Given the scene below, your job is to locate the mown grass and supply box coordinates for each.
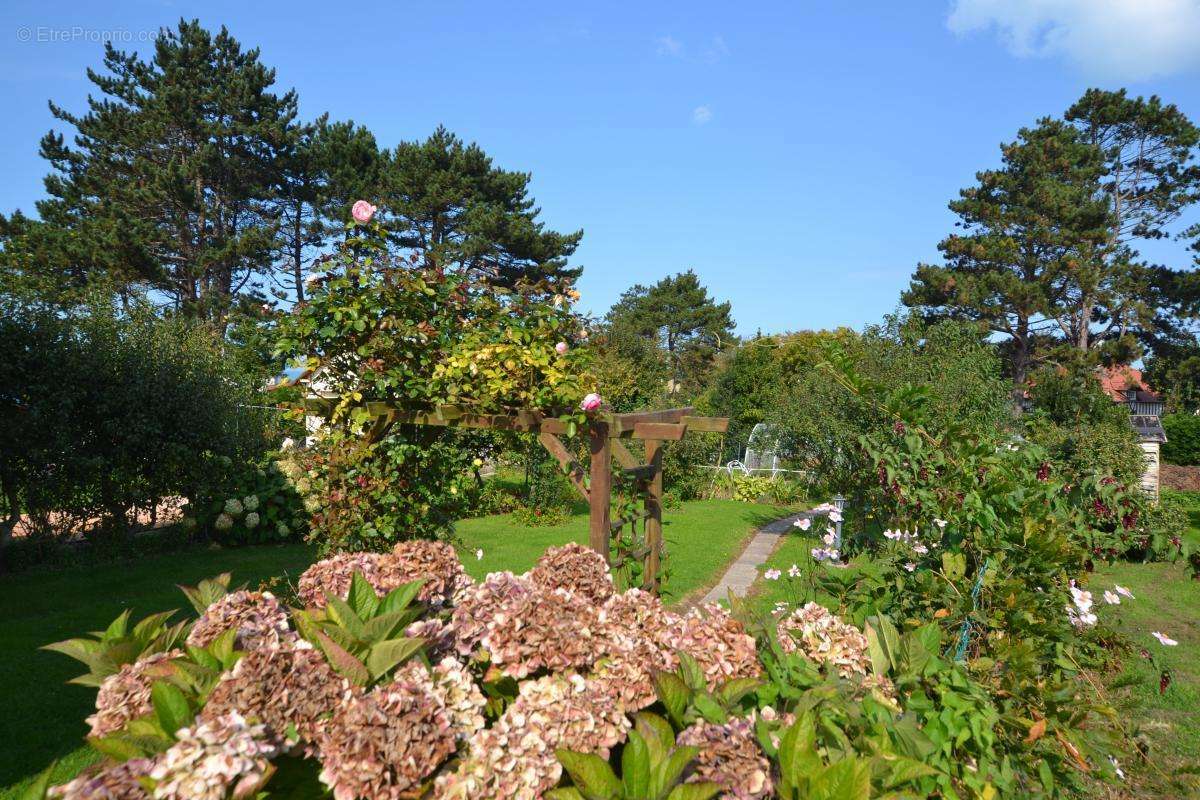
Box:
[0,498,788,796]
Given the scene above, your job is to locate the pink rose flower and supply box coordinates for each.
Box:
[580,393,602,412]
[351,200,377,223]
[555,342,568,355]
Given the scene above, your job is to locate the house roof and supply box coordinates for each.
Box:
[1097,365,1160,404]
[1131,414,1167,443]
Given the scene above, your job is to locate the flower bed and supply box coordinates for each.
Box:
[39,540,1130,799]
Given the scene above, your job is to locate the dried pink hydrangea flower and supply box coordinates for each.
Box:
[200,644,347,751]
[435,672,629,800]
[405,617,456,660]
[318,676,456,800]
[392,657,486,743]
[149,711,279,800]
[87,650,183,738]
[527,542,614,604]
[384,540,474,608]
[49,757,155,799]
[449,571,536,657]
[297,552,387,608]
[186,590,294,652]
[588,589,682,710]
[481,586,603,678]
[668,604,762,689]
[678,716,773,800]
[776,602,871,680]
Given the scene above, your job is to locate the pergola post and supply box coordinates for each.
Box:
[643,439,664,590]
[588,418,613,562]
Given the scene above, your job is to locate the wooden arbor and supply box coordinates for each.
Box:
[312,401,728,592]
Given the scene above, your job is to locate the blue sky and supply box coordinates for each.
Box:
[2,0,1199,335]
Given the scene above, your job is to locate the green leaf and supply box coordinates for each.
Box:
[621,731,652,799]
[716,677,761,706]
[347,571,380,618]
[676,652,707,691]
[652,672,691,726]
[557,750,621,800]
[323,596,368,641]
[16,762,56,800]
[315,631,370,686]
[545,790,587,800]
[634,713,675,763]
[809,758,870,800]
[378,579,425,616]
[778,713,820,790]
[877,754,939,788]
[650,746,699,799]
[692,692,728,724]
[150,680,191,736]
[665,783,721,800]
[88,734,149,762]
[365,637,424,680]
[104,610,131,640]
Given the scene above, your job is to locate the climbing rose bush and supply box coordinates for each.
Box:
[41,539,1132,800]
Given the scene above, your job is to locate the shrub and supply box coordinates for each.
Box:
[0,302,270,561]
[39,541,1131,799]
[192,455,309,545]
[273,210,595,553]
[1163,413,1200,465]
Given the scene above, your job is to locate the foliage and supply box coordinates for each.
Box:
[19,20,298,322]
[192,455,310,545]
[606,271,735,399]
[1163,413,1200,465]
[303,433,476,554]
[905,89,1200,384]
[0,302,271,559]
[767,317,1013,494]
[378,125,584,289]
[274,211,595,552]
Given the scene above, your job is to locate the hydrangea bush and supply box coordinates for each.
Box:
[38,539,1131,800]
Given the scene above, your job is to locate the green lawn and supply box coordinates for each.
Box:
[0,498,787,796]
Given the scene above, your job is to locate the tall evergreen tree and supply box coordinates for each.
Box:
[378,126,582,288]
[1063,89,1200,352]
[28,20,298,320]
[273,117,381,303]
[605,270,735,396]
[903,119,1112,385]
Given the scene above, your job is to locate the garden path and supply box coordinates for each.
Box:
[700,511,807,604]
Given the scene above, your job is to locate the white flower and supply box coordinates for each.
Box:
[883,529,904,540]
[787,564,801,578]
[828,510,843,523]
[764,569,781,581]
[1152,631,1179,646]
[475,549,484,561]
[912,543,929,555]
[1115,585,1135,600]
[214,513,234,532]
[794,518,811,531]
[244,512,260,529]
[934,518,947,529]
[1109,756,1125,780]
[904,562,916,572]
[223,498,244,516]
[1103,590,1120,605]
[242,495,260,512]
[822,530,837,546]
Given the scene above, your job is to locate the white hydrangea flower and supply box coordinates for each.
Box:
[223,498,244,516]
[244,512,260,529]
[214,513,234,532]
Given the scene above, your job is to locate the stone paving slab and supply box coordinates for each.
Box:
[701,512,808,605]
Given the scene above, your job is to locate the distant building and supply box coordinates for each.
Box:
[1097,365,1166,498]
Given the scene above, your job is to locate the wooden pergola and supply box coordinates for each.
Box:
[307,400,728,591]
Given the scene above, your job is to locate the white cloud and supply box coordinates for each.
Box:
[703,35,730,63]
[692,105,713,125]
[655,35,683,57]
[947,0,1200,80]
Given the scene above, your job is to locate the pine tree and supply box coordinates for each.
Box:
[903,119,1112,385]
[605,270,735,397]
[31,20,298,320]
[378,126,582,288]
